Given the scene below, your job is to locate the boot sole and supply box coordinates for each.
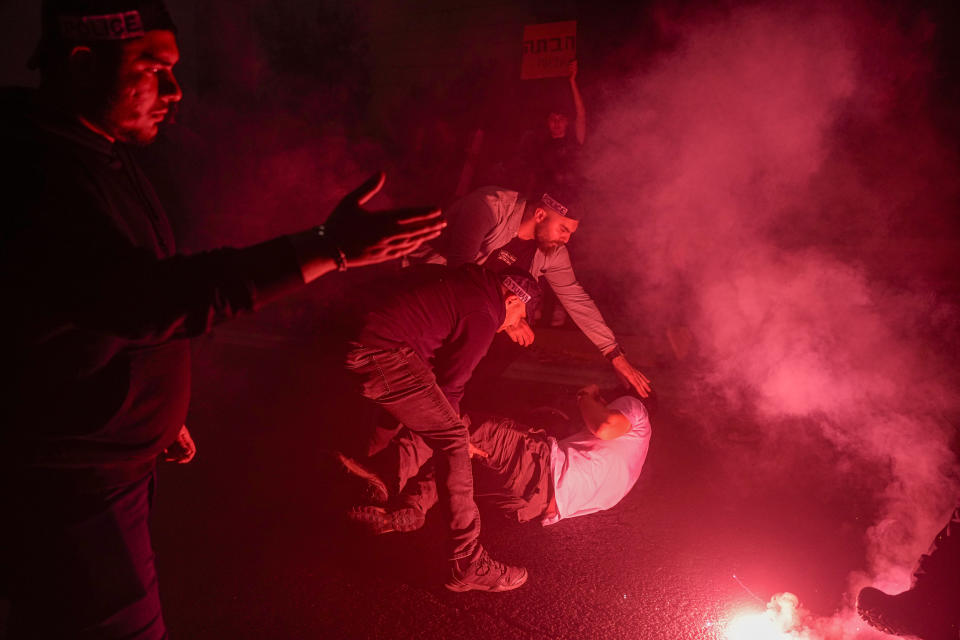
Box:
[348,506,425,535]
[857,590,959,640]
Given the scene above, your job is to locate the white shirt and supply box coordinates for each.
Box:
[543,396,652,525]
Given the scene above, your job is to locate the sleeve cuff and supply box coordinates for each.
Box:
[603,345,625,361]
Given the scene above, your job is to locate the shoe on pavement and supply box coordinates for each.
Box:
[336,452,389,505]
[857,586,959,640]
[347,505,425,535]
[445,548,528,593]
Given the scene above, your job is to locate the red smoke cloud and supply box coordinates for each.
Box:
[583,0,960,607]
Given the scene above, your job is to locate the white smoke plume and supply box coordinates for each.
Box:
[581,0,960,628]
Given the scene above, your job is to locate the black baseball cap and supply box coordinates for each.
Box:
[30,0,176,69]
[534,183,582,221]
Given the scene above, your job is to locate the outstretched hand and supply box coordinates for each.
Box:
[610,355,652,398]
[568,59,578,81]
[325,172,446,268]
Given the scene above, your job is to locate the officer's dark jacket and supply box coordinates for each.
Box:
[1,88,304,489]
[356,264,506,414]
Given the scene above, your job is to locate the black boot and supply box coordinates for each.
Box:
[857,506,960,640]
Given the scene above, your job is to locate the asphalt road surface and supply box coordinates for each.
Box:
[151,309,888,639]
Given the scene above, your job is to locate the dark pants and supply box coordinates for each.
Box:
[918,503,960,588]
[346,343,481,561]
[393,417,553,524]
[1,471,166,639]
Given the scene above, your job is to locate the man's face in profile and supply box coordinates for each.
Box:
[534,207,579,254]
[97,30,182,145]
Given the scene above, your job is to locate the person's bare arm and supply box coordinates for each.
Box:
[569,60,586,145]
[577,384,631,440]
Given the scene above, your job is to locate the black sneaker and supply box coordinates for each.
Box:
[445,548,528,593]
[336,452,389,505]
[347,505,425,535]
[857,586,959,640]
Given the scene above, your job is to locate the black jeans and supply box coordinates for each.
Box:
[346,343,481,561]
[2,471,166,639]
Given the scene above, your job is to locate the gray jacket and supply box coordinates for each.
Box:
[426,186,619,355]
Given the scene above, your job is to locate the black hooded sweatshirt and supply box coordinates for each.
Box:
[1,88,304,490]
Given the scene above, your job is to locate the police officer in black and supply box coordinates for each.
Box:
[0,1,444,636]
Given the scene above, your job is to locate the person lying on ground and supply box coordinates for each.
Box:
[342,383,652,536]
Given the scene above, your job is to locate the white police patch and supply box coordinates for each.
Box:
[502,276,532,304]
[60,11,145,41]
[542,193,569,217]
